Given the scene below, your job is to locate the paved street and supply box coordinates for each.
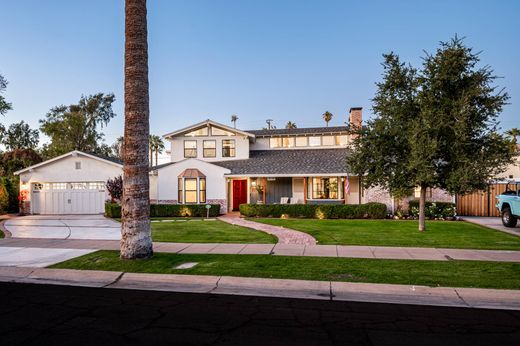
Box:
[1,282,519,345]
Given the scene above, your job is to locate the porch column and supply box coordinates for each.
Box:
[344,176,347,205]
[303,177,307,204]
[263,177,267,204]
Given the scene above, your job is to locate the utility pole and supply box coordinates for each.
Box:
[266,119,273,130]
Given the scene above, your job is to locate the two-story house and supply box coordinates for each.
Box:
[15,108,364,215]
[148,107,363,214]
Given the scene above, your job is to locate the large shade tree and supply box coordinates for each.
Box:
[0,74,12,116]
[120,0,153,259]
[3,121,39,150]
[348,37,513,231]
[39,93,116,158]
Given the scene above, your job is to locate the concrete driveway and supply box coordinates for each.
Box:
[4,215,121,240]
[461,216,520,236]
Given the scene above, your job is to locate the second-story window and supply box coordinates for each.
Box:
[203,140,216,158]
[269,137,282,148]
[322,136,334,146]
[295,137,307,147]
[184,140,197,158]
[222,139,236,157]
[308,136,321,146]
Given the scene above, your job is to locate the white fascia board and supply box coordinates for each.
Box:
[163,119,255,139]
[13,150,122,175]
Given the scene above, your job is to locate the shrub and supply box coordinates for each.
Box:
[408,201,456,219]
[0,177,19,213]
[104,203,221,219]
[239,203,387,219]
[0,183,9,213]
[105,202,121,218]
[106,175,123,202]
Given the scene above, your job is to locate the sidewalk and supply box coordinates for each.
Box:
[1,266,519,310]
[1,237,519,262]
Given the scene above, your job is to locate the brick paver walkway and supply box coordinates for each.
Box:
[1,237,519,262]
[218,214,317,245]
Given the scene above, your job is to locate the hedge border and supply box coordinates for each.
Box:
[239,203,387,219]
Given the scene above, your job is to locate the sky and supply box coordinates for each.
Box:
[1,0,519,149]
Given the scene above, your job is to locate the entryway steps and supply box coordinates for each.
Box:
[1,238,519,262]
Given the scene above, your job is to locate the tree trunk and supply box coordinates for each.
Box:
[155,150,158,167]
[418,185,427,232]
[121,0,153,259]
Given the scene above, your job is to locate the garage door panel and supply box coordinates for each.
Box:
[31,183,105,215]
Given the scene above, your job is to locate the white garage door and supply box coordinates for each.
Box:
[31,182,106,214]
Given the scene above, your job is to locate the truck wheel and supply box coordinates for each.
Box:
[501,208,518,228]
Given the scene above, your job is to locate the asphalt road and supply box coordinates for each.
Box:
[1,282,519,345]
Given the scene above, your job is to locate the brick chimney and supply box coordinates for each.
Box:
[348,107,362,140]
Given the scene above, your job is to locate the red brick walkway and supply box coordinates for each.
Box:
[218,214,317,245]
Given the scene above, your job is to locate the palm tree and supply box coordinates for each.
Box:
[285,121,297,129]
[149,134,165,166]
[322,111,333,127]
[505,128,520,145]
[121,0,153,259]
[231,114,238,128]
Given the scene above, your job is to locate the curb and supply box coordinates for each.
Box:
[1,266,519,311]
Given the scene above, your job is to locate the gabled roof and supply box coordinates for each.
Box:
[213,149,349,176]
[14,150,123,175]
[163,119,255,139]
[247,126,349,137]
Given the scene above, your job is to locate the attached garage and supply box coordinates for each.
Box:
[15,151,123,215]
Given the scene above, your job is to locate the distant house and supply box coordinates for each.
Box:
[15,107,451,215]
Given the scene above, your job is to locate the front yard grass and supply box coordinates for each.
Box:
[51,250,520,289]
[151,219,276,244]
[249,219,520,250]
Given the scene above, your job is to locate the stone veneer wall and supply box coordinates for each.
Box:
[365,186,453,214]
[151,199,228,215]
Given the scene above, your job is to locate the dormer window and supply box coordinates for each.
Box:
[308,136,321,146]
[322,136,334,146]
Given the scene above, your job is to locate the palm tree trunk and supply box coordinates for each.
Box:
[155,150,158,167]
[121,0,153,259]
[418,185,427,232]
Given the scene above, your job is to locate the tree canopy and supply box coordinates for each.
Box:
[39,93,116,158]
[0,74,12,116]
[2,121,39,150]
[347,37,513,231]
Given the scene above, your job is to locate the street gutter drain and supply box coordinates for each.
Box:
[174,262,199,269]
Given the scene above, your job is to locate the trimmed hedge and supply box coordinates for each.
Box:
[150,204,220,217]
[408,201,456,218]
[239,203,387,219]
[105,203,121,218]
[104,203,221,218]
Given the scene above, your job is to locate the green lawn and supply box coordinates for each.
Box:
[51,250,520,289]
[150,219,276,243]
[249,219,520,250]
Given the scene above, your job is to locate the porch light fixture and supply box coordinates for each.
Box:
[251,181,257,187]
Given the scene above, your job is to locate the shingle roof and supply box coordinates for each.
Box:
[87,152,123,165]
[213,149,349,175]
[247,126,349,137]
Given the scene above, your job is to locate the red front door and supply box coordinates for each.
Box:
[232,180,248,211]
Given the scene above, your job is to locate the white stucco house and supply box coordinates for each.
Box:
[15,108,381,215]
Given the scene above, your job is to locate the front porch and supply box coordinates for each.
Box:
[227,176,361,212]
